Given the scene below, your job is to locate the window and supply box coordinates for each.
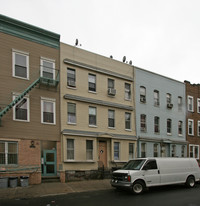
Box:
[108,79,114,89]
[178,121,183,136]
[141,143,146,158]
[67,103,76,124]
[171,145,176,157]
[0,141,18,165]
[167,119,172,134]
[67,68,76,87]
[181,146,185,157]
[140,86,146,103]
[154,144,158,157]
[188,96,194,112]
[67,139,74,160]
[197,98,200,113]
[143,160,157,170]
[125,112,131,130]
[13,95,29,122]
[189,144,199,159]
[125,83,131,100]
[140,114,146,132]
[88,74,96,92]
[108,110,115,128]
[12,50,29,79]
[188,119,194,135]
[86,140,93,160]
[198,121,200,136]
[154,90,159,106]
[154,116,160,133]
[41,99,56,124]
[89,107,97,126]
[114,142,120,160]
[40,58,55,79]
[178,96,182,111]
[129,143,135,160]
[166,93,172,104]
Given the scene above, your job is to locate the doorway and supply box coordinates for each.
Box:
[98,141,107,168]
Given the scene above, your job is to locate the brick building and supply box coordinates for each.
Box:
[185,81,200,163]
[0,15,62,184]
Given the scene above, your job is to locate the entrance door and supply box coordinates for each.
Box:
[98,141,107,168]
[42,150,56,176]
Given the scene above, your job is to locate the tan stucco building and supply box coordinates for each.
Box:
[60,43,136,180]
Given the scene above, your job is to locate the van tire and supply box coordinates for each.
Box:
[186,176,195,188]
[132,180,145,194]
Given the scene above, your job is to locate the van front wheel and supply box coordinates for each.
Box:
[186,176,195,188]
[132,181,145,194]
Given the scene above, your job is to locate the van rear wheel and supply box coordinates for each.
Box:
[132,181,145,194]
[186,176,195,188]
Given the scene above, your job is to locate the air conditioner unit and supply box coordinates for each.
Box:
[167,103,173,108]
[68,80,76,87]
[108,88,116,96]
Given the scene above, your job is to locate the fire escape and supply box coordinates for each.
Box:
[0,67,59,126]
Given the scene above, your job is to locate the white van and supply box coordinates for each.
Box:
[111,158,200,194]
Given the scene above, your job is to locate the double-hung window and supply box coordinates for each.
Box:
[140,114,146,132]
[86,140,93,160]
[13,95,29,122]
[197,98,200,113]
[67,103,76,124]
[188,96,194,112]
[125,112,131,130]
[114,142,120,160]
[178,121,183,136]
[41,98,56,124]
[12,50,29,79]
[154,144,158,157]
[88,74,96,92]
[171,145,176,157]
[67,139,74,160]
[125,83,131,100]
[154,116,160,133]
[0,141,18,165]
[178,96,183,111]
[188,119,194,135]
[141,143,146,158]
[40,58,55,79]
[140,86,146,103]
[129,143,135,160]
[89,107,97,126]
[154,90,159,106]
[108,110,115,128]
[67,68,76,87]
[167,119,172,134]
[189,144,199,159]
[198,121,200,136]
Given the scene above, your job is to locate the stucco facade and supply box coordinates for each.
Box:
[60,43,136,179]
[135,67,187,158]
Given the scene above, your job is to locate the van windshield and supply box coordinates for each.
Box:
[122,159,146,170]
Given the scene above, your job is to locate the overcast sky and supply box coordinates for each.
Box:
[1,0,200,83]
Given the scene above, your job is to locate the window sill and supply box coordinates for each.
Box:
[89,125,97,128]
[67,122,77,125]
[108,127,116,130]
[13,119,30,123]
[13,75,29,81]
[64,160,95,163]
[88,91,97,94]
[125,98,131,101]
[67,86,77,90]
[125,129,132,132]
[41,122,56,125]
[111,160,127,163]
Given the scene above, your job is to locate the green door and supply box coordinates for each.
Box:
[42,150,57,176]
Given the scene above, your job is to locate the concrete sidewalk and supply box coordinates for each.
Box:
[0,179,112,200]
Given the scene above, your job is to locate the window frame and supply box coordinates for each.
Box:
[12,49,29,80]
[188,119,194,136]
[125,83,131,100]
[154,116,160,133]
[197,98,200,113]
[41,98,56,125]
[108,109,115,128]
[89,106,97,126]
[189,144,199,159]
[0,141,18,165]
[13,94,30,122]
[129,143,135,160]
[40,57,55,80]
[188,96,194,112]
[86,140,93,160]
[140,86,146,103]
[141,143,146,158]
[167,118,172,135]
[88,73,96,92]
[114,142,120,160]
[154,90,159,106]
[154,144,158,157]
[166,93,172,104]
[140,114,146,132]
[178,121,183,136]
[67,102,76,124]
[67,68,76,87]
[178,96,183,111]
[67,139,74,160]
[125,112,131,130]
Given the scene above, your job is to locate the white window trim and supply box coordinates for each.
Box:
[12,49,29,80]
[198,120,200,136]
[114,142,120,161]
[125,83,131,101]
[188,119,194,136]
[197,98,200,114]
[41,98,56,125]
[189,144,199,159]
[188,96,194,112]
[40,57,55,79]
[12,94,30,122]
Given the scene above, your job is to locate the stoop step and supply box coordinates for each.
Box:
[42,176,60,183]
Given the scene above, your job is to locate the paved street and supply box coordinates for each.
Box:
[1,184,200,206]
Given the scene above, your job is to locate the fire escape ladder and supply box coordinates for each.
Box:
[0,78,40,125]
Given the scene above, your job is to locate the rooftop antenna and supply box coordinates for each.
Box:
[129,60,132,65]
[75,39,82,47]
[123,56,126,63]
[110,55,113,59]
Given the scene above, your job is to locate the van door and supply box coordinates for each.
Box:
[142,159,160,186]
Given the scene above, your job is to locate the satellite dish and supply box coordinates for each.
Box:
[123,56,126,63]
[110,55,113,59]
[75,39,78,46]
[129,60,132,65]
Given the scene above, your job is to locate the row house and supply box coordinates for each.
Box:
[185,81,200,163]
[0,15,62,184]
[60,43,137,180]
[134,67,187,158]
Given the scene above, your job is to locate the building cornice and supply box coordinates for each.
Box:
[63,58,133,81]
[64,94,134,111]
[0,14,60,49]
